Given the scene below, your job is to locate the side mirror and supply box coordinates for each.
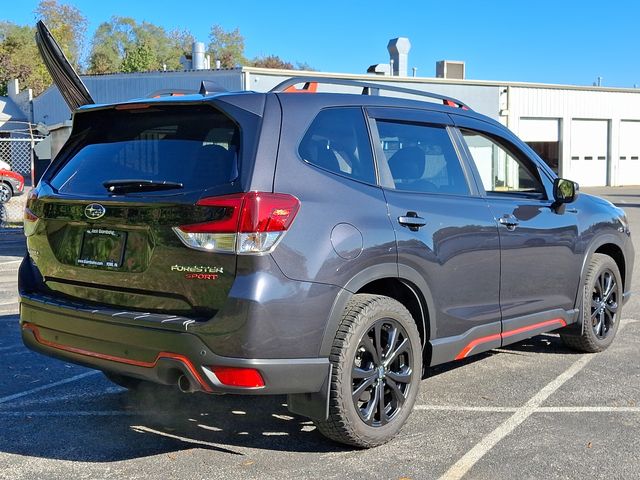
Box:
[553,178,579,204]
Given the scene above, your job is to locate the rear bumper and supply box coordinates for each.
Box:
[20,297,330,396]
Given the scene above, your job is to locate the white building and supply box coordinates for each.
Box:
[31,66,640,187]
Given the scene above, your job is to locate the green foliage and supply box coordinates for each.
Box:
[0,1,87,96]
[250,55,294,70]
[0,22,49,96]
[0,4,313,96]
[88,17,194,74]
[208,25,246,68]
[35,0,87,70]
[121,43,155,73]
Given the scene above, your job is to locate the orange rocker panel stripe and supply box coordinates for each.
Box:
[455,318,567,360]
[22,322,213,392]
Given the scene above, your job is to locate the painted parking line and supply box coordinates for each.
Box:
[0,344,24,352]
[0,260,21,271]
[415,405,640,413]
[439,353,596,480]
[0,411,145,416]
[0,371,99,405]
[440,319,636,480]
[415,405,518,413]
[130,425,240,454]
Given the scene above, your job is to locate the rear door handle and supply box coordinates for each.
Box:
[398,212,427,231]
[498,215,519,230]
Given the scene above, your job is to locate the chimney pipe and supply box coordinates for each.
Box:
[387,37,411,77]
[192,42,206,70]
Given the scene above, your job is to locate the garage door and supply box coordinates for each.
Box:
[518,118,560,174]
[569,120,608,187]
[618,121,640,186]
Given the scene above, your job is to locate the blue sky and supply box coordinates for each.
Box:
[6,0,640,87]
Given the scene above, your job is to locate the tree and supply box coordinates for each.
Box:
[121,43,156,73]
[251,55,294,70]
[88,17,193,74]
[0,22,49,96]
[167,29,195,70]
[35,0,87,70]
[208,25,246,68]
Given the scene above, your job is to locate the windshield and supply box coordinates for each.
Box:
[49,104,240,195]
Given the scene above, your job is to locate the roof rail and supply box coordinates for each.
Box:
[270,77,470,110]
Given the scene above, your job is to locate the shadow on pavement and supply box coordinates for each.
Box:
[0,305,581,463]
[0,380,348,461]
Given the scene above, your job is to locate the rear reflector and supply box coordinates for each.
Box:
[173,192,300,254]
[210,366,265,388]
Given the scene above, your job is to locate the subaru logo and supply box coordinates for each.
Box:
[84,203,106,220]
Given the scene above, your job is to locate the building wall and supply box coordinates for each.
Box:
[33,70,244,125]
[29,67,640,186]
[507,86,640,186]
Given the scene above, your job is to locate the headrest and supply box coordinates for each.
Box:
[388,147,425,180]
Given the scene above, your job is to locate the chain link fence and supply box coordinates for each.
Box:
[1,136,44,227]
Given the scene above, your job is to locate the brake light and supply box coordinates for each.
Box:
[173,192,300,254]
[209,366,265,388]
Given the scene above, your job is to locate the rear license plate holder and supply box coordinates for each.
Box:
[77,228,127,268]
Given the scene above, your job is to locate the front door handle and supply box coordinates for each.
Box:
[498,214,519,230]
[398,212,427,231]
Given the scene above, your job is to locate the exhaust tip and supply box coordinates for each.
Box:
[177,374,195,393]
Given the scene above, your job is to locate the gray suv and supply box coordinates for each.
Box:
[19,78,634,447]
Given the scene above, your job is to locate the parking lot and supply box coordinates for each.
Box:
[0,187,639,480]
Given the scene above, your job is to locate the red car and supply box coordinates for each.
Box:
[0,168,25,203]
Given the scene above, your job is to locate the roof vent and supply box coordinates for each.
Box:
[436,60,466,80]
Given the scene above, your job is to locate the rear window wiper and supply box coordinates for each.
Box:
[103,179,184,194]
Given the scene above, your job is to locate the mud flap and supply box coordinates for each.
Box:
[286,364,332,421]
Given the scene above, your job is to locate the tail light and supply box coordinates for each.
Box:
[173,192,300,254]
[24,190,39,222]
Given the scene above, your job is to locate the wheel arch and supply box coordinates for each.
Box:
[574,234,627,311]
[319,263,436,358]
[0,180,13,193]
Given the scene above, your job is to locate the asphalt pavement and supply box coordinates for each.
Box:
[0,187,639,479]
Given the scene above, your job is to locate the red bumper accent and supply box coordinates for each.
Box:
[22,322,213,392]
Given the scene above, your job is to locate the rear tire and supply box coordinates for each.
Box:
[560,253,622,353]
[0,183,12,204]
[314,294,422,448]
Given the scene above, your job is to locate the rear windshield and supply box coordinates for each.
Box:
[49,104,239,195]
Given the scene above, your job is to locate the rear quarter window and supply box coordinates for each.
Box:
[49,104,239,195]
[298,107,376,184]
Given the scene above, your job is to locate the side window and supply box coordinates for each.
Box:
[375,120,469,195]
[298,108,376,184]
[461,130,545,197]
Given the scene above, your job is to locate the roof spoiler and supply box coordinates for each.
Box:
[35,20,94,111]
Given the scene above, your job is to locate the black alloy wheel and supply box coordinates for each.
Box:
[314,294,422,448]
[351,319,413,427]
[591,268,618,340]
[0,183,12,203]
[561,253,623,353]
